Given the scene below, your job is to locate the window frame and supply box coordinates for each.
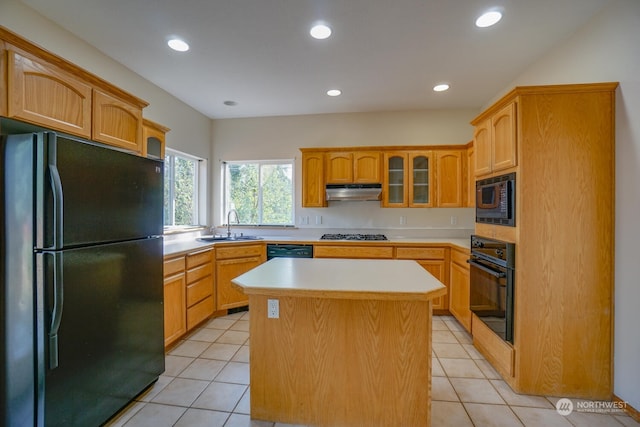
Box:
[164,148,207,230]
[222,159,295,227]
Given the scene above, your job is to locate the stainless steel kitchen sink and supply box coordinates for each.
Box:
[197,235,263,242]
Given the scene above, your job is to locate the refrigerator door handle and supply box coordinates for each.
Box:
[48,252,64,370]
[49,164,65,249]
[35,132,65,250]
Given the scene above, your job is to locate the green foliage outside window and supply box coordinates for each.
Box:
[164,151,199,226]
[225,161,293,226]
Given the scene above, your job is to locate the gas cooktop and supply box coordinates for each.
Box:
[320,233,388,241]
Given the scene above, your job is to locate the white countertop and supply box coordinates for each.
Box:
[163,235,470,256]
[231,258,447,301]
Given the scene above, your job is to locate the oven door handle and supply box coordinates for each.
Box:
[467,259,507,278]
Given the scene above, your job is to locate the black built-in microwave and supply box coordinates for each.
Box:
[475,172,515,226]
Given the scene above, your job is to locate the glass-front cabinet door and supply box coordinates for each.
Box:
[383,152,408,207]
[409,152,433,207]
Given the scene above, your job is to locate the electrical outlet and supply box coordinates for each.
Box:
[400,215,406,225]
[316,215,322,225]
[267,299,279,319]
[450,216,458,225]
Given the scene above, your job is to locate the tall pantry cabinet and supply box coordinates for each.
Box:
[471,83,617,400]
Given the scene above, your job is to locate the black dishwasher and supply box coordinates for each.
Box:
[266,243,314,260]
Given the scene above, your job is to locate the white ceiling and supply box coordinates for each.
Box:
[21,0,609,119]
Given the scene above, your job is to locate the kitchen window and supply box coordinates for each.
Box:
[164,148,206,228]
[223,160,294,226]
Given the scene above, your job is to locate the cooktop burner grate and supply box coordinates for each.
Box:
[320,233,388,241]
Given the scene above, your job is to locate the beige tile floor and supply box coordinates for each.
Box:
[106,312,639,427]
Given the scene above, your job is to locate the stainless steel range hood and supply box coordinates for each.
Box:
[325,183,382,201]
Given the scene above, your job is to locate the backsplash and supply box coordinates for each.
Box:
[297,203,474,234]
[207,204,475,240]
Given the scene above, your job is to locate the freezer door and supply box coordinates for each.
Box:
[35,133,163,250]
[37,238,164,427]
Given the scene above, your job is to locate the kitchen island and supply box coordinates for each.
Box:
[232,258,446,427]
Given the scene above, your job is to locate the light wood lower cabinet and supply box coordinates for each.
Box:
[186,248,215,330]
[163,256,186,347]
[216,244,266,310]
[314,245,394,259]
[449,247,471,332]
[472,313,514,378]
[396,247,448,312]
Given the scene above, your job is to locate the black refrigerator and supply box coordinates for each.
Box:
[1,130,165,426]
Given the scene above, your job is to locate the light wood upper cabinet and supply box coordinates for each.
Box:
[383,151,434,207]
[2,28,150,153]
[92,89,143,153]
[0,42,8,117]
[491,102,517,172]
[473,101,517,177]
[466,145,475,207]
[353,151,381,182]
[301,151,326,207]
[408,152,434,207]
[302,147,467,208]
[326,151,381,183]
[142,118,169,159]
[7,49,92,138]
[473,121,492,176]
[326,152,353,183]
[435,150,463,207]
[382,152,409,207]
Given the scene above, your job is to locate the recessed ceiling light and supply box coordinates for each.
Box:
[310,24,332,40]
[167,38,190,52]
[223,100,237,106]
[475,10,502,28]
[433,84,450,92]
[327,89,342,97]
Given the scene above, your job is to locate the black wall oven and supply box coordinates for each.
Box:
[476,172,515,226]
[469,235,515,343]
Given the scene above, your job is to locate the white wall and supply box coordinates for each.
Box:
[497,0,640,410]
[211,110,477,236]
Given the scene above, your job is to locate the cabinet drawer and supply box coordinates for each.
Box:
[163,256,185,277]
[186,276,213,307]
[187,296,214,330]
[216,244,263,260]
[186,249,213,269]
[396,247,445,260]
[472,313,514,378]
[314,245,393,259]
[451,248,469,267]
[186,262,213,284]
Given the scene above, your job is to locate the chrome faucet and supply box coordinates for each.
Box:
[227,209,240,238]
